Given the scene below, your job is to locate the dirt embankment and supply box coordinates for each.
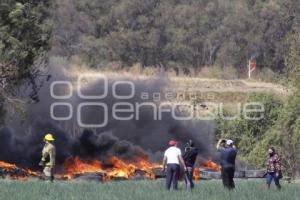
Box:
[72,71,289,103]
[167,77,289,103]
[170,77,289,95]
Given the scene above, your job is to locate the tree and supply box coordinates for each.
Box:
[247,32,300,177]
[52,0,299,74]
[216,93,282,159]
[277,32,300,177]
[0,0,52,101]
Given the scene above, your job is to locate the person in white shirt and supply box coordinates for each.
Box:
[162,140,187,190]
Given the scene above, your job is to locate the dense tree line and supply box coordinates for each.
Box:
[0,0,52,100]
[52,0,300,73]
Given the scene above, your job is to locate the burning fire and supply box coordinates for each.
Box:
[0,158,219,181]
[0,161,41,180]
[0,161,17,169]
[193,168,200,180]
[105,157,136,179]
[0,157,161,181]
[62,157,105,179]
[60,156,161,180]
[193,159,220,180]
[203,160,220,171]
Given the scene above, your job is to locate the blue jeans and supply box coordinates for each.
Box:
[266,172,281,189]
[166,164,180,190]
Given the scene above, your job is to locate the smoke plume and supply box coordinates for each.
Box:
[0,62,215,169]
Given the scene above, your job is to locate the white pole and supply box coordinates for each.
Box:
[248,60,251,79]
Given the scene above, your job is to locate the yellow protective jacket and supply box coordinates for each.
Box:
[41,142,56,168]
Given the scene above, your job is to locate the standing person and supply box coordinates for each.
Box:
[162,140,187,190]
[266,147,282,190]
[39,133,56,181]
[183,139,198,190]
[217,139,237,190]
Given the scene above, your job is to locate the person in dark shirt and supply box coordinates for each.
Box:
[183,140,198,190]
[217,139,237,190]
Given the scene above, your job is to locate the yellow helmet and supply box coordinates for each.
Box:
[44,133,55,141]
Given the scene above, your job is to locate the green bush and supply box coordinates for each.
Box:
[217,35,300,178]
[216,93,283,166]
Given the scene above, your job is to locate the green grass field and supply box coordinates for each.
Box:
[0,179,299,200]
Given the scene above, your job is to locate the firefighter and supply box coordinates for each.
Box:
[39,133,56,181]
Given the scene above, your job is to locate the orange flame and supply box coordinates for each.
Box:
[0,158,220,181]
[193,168,200,180]
[0,161,40,180]
[0,161,17,169]
[204,160,220,171]
[60,156,161,180]
[62,156,104,179]
[105,157,135,179]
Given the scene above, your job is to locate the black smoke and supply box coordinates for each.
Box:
[0,66,215,169]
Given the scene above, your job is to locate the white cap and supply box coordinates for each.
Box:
[226,139,234,145]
